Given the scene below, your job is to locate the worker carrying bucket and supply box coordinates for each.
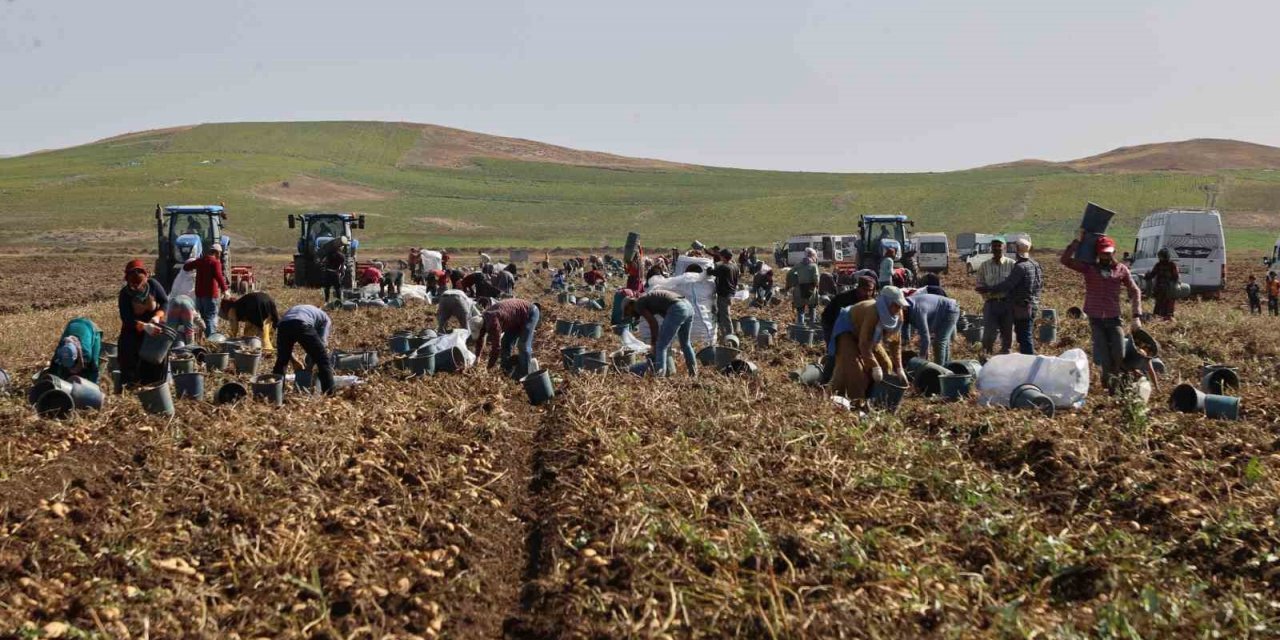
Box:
[1061,229,1143,394]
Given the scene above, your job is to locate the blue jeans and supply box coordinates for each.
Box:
[1014,318,1035,355]
[196,296,218,337]
[654,299,697,376]
[930,308,960,364]
[500,304,540,374]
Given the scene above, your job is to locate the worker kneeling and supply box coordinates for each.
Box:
[272,304,335,394]
[475,298,540,375]
[827,286,907,401]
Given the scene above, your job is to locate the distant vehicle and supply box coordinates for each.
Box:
[779,233,853,266]
[284,212,366,288]
[854,214,915,272]
[1264,236,1280,273]
[963,234,999,274]
[1130,209,1226,296]
[153,204,255,294]
[956,232,978,258]
[913,232,950,273]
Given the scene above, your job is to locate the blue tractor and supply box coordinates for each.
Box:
[286,212,365,288]
[856,214,915,272]
[154,204,232,291]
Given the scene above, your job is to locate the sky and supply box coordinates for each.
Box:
[2,0,1276,172]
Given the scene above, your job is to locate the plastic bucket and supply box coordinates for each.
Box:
[1122,329,1159,371]
[1080,202,1116,234]
[139,325,177,365]
[574,323,604,339]
[723,334,741,349]
[1169,383,1205,413]
[110,370,121,394]
[794,364,823,386]
[333,350,378,372]
[389,333,414,354]
[173,372,205,400]
[406,350,437,376]
[912,361,951,396]
[944,359,982,379]
[757,319,778,335]
[869,375,909,412]
[1010,383,1055,417]
[68,376,104,410]
[386,296,404,308]
[561,346,587,370]
[35,389,75,419]
[962,325,984,343]
[433,347,464,373]
[1040,309,1057,322]
[137,381,175,416]
[520,369,555,406]
[28,375,73,406]
[1204,394,1241,420]
[1173,282,1192,299]
[215,381,248,405]
[106,355,119,373]
[1066,306,1084,319]
[252,374,284,406]
[1038,323,1057,344]
[557,292,570,304]
[579,351,610,373]
[757,333,774,348]
[100,342,118,358]
[1201,365,1240,395]
[340,301,359,311]
[555,319,577,336]
[939,373,972,401]
[789,325,817,345]
[233,350,262,375]
[203,352,230,371]
[714,346,742,370]
[738,316,760,337]
[624,231,641,264]
[1074,232,1102,264]
[170,356,197,375]
[611,350,643,369]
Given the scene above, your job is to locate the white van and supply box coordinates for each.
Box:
[963,234,997,274]
[782,233,849,266]
[1264,236,1280,273]
[913,232,950,273]
[1129,209,1226,295]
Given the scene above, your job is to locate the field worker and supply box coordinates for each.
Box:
[220,291,280,352]
[978,237,1043,355]
[879,246,897,287]
[360,262,384,289]
[322,241,347,303]
[1061,231,1142,393]
[712,249,739,340]
[623,290,698,377]
[441,250,451,269]
[1268,273,1280,316]
[584,267,606,286]
[478,251,492,266]
[790,247,821,325]
[459,270,501,300]
[975,237,1016,355]
[272,304,335,395]
[475,298,541,374]
[918,272,948,297]
[169,257,197,300]
[49,317,102,383]
[1143,248,1180,320]
[906,292,961,365]
[827,286,908,401]
[1246,275,1262,315]
[492,266,516,296]
[165,295,205,348]
[822,275,876,343]
[117,259,169,387]
[381,265,404,297]
[647,257,669,281]
[750,260,774,306]
[436,289,483,334]
[182,243,227,337]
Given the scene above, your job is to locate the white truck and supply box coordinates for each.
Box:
[1129,209,1226,296]
[913,232,950,273]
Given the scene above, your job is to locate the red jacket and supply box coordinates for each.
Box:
[183,255,228,298]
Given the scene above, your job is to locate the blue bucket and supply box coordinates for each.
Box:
[1201,365,1240,395]
[1169,383,1204,413]
[1010,383,1055,417]
[389,333,414,354]
[738,316,760,337]
[173,372,205,400]
[139,325,177,365]
[68,376,104,410]
[939,373,972,401]
[1080,202,1116,234]
[869,375,909,412]
[1204,394,1240,420]
[1038,323,1057,344]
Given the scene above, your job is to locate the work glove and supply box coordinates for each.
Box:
[142,322,163,337]
[870,365,884,383]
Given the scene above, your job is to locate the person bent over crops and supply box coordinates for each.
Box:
[273,305,335,395]
[436,289,482,335]
[827,286,907,401]
[220,291,280,353]
[49,317,102,383]
[475,298,541,375]
[623,290,698,377]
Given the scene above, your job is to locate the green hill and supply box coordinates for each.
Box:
[2,122,1278,252]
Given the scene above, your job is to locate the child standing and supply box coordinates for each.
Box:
[1246,275,1263,315]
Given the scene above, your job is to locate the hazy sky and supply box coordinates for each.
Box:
[2,0,1274,171]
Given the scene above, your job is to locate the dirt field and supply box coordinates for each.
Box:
[1,253,1279,637]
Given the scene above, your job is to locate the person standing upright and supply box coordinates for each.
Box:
[980,237,1043,355]
[1268,272,1280,316]
[1061,231,1142,393]
[183,243,227,337]
[1246,275,1263,315]
[975,237,1016,355]
[789,248,820,325]
[712,248,739,341]
[1143,248,1180,320]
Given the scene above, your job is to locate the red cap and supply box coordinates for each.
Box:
[124,259,147,274]
[1096,236,1116,254]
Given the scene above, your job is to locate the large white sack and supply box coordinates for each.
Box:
[673,255,714,275]
[399,284,429,302]
[419,250,443,272]
[635,272,717,347]
[434,328,477,368]
[170,259,196,300]
[976,349,1091,409]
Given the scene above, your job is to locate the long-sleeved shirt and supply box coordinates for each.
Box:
[906,293,960,358]
[183,255,228,298]
[459,272,501,298]
[632,289,683,316]
[878,257,895,285]
[1060,241,1141,319]
[476,299,535,366]
[493,269,516,294]
[828,300,902,371]
[987,257,1043,307]
[712,262,739,297]
[280,305,332,344]
[119,278,169,333]
[975,255,1016,300]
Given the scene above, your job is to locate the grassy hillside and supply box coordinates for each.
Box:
[1,122,1278,252]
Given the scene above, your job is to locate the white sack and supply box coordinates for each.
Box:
[975,349,1091,409]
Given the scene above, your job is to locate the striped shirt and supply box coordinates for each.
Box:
[975,256,1015,300]
[1060,242,1141,319]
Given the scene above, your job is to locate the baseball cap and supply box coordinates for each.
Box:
[879,285,909,308]
[1096,236,1117,254]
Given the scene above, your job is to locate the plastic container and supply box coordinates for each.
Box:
[939,373,972,401]
[757,319,778,335]
[624,231,641,264]
[252,374,284,406]
[28,375,73,406]
[696,346,718,366]
[561,346,587,370]
[555,319,577,336]
[794,364,823,386]
[579,351,610,373]
[962,325,984,343]
[137,381,175,416]
[574,323,604,339]
[68,376,104,410]
[340,301,359,311]
[976,350,1090,410]
[722,334,741,349]
[869,374,909,412]
[214,381,248,405]
[912,361,951,396]
[1201,365,1240,395]
[232,350,262,375]
[35,389,75,419]
[432,347,464,374]
[1010,383,1055,417]
[1038,323,1057,344]
[944,360,982,379]
[738,316,760,337]
[1040,309,1057,322]
[1204,394,1240,420]
[520,369,555,406]
[173,372,205,400]
[139,325,178,365]
[389,332,414,354]
[170,356,197,375]
[1074,232,1103,264]
[1081,202,1116,234]
[204,352,230,371]
[757,333,774,348]
[100,341,118,358]
[714,346,742,370]
[333,350,378,372]
[407,350,437,376]
[1122,329,1159,371]
[1169,383,1204,413]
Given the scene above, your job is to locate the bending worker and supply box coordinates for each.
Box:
[49,317,103,383]
[622,289,698,377]
[220,291,280,352]
[827,286,908,401]
[475,298,541,374]
[272,304,335,395]
[436,288,482,334]
[905,291,960,365]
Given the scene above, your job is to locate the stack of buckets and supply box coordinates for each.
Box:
[1170,364,1241,420]
[1038,309,1057,345]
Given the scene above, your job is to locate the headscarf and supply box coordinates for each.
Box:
[873,287,906,342]
[124,259,150,300]
[56,336,82,370]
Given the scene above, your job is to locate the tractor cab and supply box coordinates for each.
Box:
[856,214,914,272]
[155,204,231,289]
[286,212,366,288]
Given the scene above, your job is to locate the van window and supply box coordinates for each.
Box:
[788,242,811,252]
[919,242,947,253]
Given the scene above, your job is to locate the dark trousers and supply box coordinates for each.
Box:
[1270,296,1279,316]
[982,299,1013,354]
[118,329,167,387]
[273,320,334,394]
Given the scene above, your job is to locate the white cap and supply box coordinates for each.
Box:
[879,285,908,308]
